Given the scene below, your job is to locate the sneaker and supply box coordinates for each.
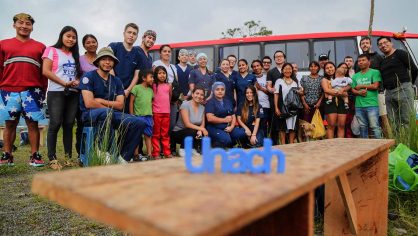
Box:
[139,155,148,161]
[30,152,45,167]
[49,160,62,170]
[192,149,200,156]
[344,103,350,110]
[0,153,14,166]
[178,148,185,157]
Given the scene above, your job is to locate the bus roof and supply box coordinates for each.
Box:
[150,30,418,50]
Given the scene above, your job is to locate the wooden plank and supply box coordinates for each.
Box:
[336,173,359,235]
[230,191,314,236]
[324,149,389,235]
[32,139,393,236]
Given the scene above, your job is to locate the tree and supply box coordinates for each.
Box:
[221,20,273,38]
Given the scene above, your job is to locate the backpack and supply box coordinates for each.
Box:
[169,65,182,102]
[284,87,303,116]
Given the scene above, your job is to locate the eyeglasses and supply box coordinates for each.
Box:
[378,41,390,47]
[262,61,271,64]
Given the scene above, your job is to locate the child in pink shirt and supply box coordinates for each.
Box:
[152,66,172,158]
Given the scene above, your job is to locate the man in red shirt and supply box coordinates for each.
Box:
[0,13,47,166]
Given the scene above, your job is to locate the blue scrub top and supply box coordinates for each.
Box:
[205,97,234,130]
[213,72,236,106]
[176,64,193,96]
[108,42,140,89]
[236,104,264,127]
[136,46,153,72]
[78,70,124,115]
[188,69,215,98]
[234,73,256,108]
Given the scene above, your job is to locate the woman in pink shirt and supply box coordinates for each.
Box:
[152,66,172,159]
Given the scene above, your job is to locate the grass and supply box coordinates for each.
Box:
[0,127,121,236]
[1,120,417,235]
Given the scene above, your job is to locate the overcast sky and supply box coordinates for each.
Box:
[1,0,418,54]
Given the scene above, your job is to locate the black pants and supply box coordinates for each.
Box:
[47,91,78,160]
[171,128,199,149]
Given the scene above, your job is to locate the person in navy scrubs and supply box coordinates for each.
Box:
[205,82,246,148]
[234,59,256,108]
[213,59,236,106]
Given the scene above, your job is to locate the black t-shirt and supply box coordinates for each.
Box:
[380,49,418,89]
[266,67,282,86]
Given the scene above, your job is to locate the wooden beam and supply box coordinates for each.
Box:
[336,173,359,235]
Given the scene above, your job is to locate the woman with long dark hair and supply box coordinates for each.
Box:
[42,26,81,169]
[236,85,264,147]
[234,59,256,108]
[79,34,98,74]
[321,62,350,138]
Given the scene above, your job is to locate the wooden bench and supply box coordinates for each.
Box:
[32,138,394,235]
[0,125,47,146]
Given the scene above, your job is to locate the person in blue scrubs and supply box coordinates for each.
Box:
[234,59,256,108]
[205,82,246,148]
[213,59,236,106]
[236,85,265,148]
[108,23,141,112]
[137,30,156,72]
[188,53,215,102]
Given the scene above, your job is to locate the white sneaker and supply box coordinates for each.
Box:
[192,149,200,156]
[178,148,185,157]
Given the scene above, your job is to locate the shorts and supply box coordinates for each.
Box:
[323,97,348,115]
[0,88,45,122]
[378,93,387,116]
[137,115,153,137]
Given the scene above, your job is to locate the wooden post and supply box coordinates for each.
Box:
[324,149,389,235]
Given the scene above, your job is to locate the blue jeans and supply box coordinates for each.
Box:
[82,108,145,161]
[355,106,382,139]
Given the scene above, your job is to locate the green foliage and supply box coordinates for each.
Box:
[221,20,273,38]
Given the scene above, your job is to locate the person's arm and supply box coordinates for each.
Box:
[237,115,251,135]
[199,114,208,136]
[250,118,261,145]
[398,50,418,83]
[42,58,70,87]
[315,94,324,108]
[355,81,380,91]
[94,95,124,111]
[129,94,135,114]
[125,69,140,97]
[321,79,338,95]
[169,83,172,101]
[206,113,232,124]
[224,115,236,132]
[274,93,281,116]
[255,81,268,93]
[180,108,205,132]
[82,90,106,109]
[301,94,310,112]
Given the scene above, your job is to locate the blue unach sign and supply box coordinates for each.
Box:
[184,137,286,174]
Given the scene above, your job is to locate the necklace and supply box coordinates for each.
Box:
[284,78,293,85]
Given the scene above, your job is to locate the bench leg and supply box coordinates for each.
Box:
[231,191,314,236]
[324,149,389,235]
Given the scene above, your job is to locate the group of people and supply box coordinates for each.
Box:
[0,13,417,169]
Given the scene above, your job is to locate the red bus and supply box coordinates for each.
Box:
[150,30,418,73]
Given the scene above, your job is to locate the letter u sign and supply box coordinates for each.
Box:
[184,137,286,174]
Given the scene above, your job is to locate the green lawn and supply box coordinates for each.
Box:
[0,128,417,235]
[0,129,121,236]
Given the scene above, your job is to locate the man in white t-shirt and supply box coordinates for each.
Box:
[252,59,270,136]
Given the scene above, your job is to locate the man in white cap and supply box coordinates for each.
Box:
[79,47,145,162]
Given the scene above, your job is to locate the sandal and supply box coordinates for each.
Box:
[63,160,75,167]
[49,160,62,170]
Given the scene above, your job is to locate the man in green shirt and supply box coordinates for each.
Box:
[351,54,382,139]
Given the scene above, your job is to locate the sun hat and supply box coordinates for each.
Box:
[93,47,119,67]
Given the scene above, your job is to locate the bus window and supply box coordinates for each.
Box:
[286,41,309,69]
[239,44,261,62]
[150,51,160,61]
[314,40,335,63]
[371,36,407,56]
[336,39,358,64]
[192,47,215,71]
[264,43,286,61]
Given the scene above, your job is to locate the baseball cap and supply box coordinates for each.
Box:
[318,54,329,61]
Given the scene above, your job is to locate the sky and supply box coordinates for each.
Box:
[1,0,418,54]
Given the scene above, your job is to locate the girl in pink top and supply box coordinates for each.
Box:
[152,66,172,158]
